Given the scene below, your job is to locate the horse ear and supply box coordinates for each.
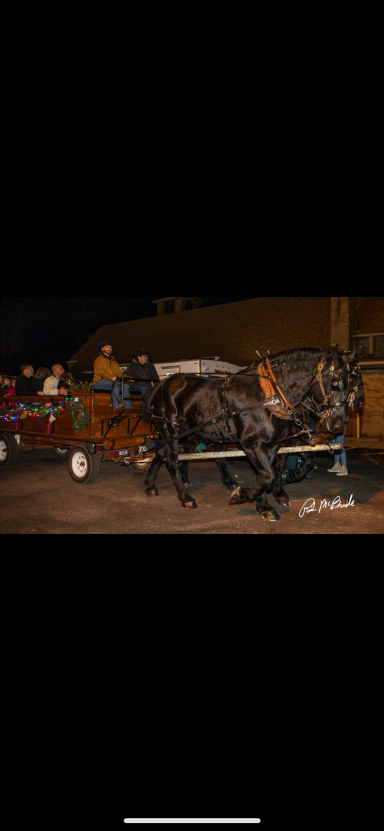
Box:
[332,344,339,358]
[349,349,357,362]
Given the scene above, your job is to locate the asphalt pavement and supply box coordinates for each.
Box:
[0,445,383,534]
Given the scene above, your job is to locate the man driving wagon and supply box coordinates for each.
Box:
[126,348,160,396]
[93,340,133,410]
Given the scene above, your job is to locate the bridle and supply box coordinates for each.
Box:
[306,355,351,423]
[346,362,363,410]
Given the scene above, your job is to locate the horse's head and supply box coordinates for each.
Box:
[311,345,351,433]
[345,350,365,411]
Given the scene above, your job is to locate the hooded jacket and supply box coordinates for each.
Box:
[93,353,123,384]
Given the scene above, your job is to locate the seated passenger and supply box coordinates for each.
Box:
[4,377,16,396]
[43,365,69,396]
[33,367,52,394]
[127,349,160,397]
[93,340,132,410]
[15,364,34,396]
[0,373,8,395]
[59,372,72,393]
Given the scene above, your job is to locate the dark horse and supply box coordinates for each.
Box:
[270,351,365,506]
[142,346,353,521]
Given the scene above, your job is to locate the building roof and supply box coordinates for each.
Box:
[152,297,203,305]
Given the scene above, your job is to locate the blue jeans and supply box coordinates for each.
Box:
[130,384,152,397]
[285,419,317,479]
[93,380,132,409]
[331,429,347,466]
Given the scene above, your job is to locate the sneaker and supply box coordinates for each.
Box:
[328,462,342,473]
[337,466,349,476]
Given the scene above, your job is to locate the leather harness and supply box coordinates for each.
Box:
[149,352,355,447]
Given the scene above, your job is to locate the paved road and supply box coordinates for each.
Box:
[1,446,383,534]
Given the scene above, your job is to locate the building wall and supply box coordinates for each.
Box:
[360,373,384,438]
[71,296,332,372]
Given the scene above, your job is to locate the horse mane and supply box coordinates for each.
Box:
[270,347,330,365]
[239,347,331,375]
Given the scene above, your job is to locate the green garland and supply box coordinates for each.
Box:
[69,400,90,433]
[69,381,94,390]
[0,402,66,422]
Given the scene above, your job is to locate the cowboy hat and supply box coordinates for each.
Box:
[97,339,113,352]
[132,348,152,358]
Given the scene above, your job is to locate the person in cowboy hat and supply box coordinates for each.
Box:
[126,348,160,397]
[93,339,133,410]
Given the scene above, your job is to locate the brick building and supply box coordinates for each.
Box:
[69,296,384,438]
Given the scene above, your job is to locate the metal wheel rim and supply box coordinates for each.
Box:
[0,440,8,463]
[56,448,69,456]
[71,451,88,478]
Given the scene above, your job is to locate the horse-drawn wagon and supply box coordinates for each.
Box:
[0,347,364,523]
[0,383,155,483]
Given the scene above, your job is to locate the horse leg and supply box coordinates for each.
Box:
[164,434,197,510]
[229,443,281,521]
[179,460,191,486]
[145,447,166,497]
[272,453,292,507]
[216,459,238,491]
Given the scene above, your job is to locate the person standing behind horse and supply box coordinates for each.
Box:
[126,348,159,397]
[93,339,133,410]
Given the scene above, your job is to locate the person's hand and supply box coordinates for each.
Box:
[38,391,45,396]
[151,382,155,387]
[58,387,68,396]
[112,376,117,382]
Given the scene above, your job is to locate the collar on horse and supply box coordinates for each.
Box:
[256,351,352,429]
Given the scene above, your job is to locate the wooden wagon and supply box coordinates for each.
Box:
[0,384,155,483]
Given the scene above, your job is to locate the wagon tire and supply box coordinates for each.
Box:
[55,448,70,460]
[68,445,102,484]
[0,433,19,467]
[131,439,157,473]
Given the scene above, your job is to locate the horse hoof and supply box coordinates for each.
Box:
[227,483,239,491]
[276,497,291,507]
[146,488,159,497]
[229,486,242,505]
[262,511,281,522]
[182,500,197,510]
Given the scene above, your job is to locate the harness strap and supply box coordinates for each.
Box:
[266,359,300,414]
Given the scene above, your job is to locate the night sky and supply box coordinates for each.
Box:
[0,297,255,375]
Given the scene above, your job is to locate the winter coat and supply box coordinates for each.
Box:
[15,374,34,396]
[93,355,123,385]
[126,359,160,386]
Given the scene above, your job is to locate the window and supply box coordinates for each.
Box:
[164,300,175,314]
[375,336,384,357]
[356,337,369,356]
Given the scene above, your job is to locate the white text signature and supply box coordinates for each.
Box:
[299,495,355,518]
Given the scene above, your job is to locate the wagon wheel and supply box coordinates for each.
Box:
[0,433,19,467]
[55,447,70,460]
[68,445,102,484]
